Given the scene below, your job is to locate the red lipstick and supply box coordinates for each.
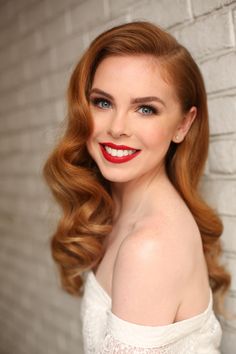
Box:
[101,142,137,150]
[99,142,141,164]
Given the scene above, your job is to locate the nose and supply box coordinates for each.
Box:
[108,112,131,138]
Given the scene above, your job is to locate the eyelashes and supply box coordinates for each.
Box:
[90,97,111,110]
[139,105,158,115]
[89,97,159,116]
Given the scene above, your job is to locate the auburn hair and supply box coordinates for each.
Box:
[43,21,231,316]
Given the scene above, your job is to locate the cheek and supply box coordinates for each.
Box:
[86,123,100,148]
[86,118,104,155]
[140,124,172,149]
[89,115,107,138]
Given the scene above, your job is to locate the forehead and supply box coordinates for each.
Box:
[93,55,161,81]
[92,55,177,102]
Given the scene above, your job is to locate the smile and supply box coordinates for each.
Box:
[99,142,141,163]
[105,146,136,157]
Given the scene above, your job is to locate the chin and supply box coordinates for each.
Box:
[100,172,131,183]
[98,167,134,183]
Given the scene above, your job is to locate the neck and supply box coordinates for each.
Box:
[111,164,169,223]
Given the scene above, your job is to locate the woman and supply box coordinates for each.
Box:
[43,21,231,353]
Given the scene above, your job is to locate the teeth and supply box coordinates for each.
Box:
[104,146,136,157]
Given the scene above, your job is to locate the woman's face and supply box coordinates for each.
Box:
[86,55,195,183]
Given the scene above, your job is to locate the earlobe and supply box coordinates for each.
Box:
[172,106,197,143]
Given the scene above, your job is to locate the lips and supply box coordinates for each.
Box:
[99,142,141,163]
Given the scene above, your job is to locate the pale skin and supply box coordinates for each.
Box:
[86,55,210,326]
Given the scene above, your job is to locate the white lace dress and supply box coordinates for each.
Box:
[80,271,222,353]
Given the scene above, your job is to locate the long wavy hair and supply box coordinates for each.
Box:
[43,21,231,316]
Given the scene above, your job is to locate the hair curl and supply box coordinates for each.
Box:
[43,21,231,317]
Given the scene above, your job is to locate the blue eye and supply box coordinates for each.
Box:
[90,98,111,109]
[138,105,157,115]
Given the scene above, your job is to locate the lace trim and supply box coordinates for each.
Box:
[98,334,190,354]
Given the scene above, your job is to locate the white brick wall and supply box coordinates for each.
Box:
[172,10,235,59]
[0,1,235,353]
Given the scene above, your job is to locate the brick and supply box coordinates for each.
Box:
[200,52,236,93]
[0,30,41,72]
[0,131,31,154]
[18,0,48,35]
[0,0,35,29]
[0,152,46,176]
[221,325,236,353]
[200,178,236,216]
[130,0,191,29]
[0,18,20,49]
[233,8,236,41]
[14,31,41,63]
[0,125,58,156]
[38,12,69,50]
[225,256,236,292]
[24,49,55,81]
[33,101,60,127]
[0,102,57,133]
[19,79,49,106]
[171,11,234,59]
[70,0,109,33]
[30,100,60,126]
[0,216,53,252]
[0,1,14,29]
[221,216,236,253]
[28,124,61,152]
[209,139,236,174]
[53,33,84,69]
[0,89,20,114]
[203,157,210,177]
[192,0,235,17]
[43,69,70,101]
[222,294,236,326]
[0,196,16,216]
[0,62,26,93]
[55,99,67,123]
[0,42,19,71]
[45,0,79,19]
[110,0,145,17]
[208,95,236,135]
[0,194,50,219]
[88,15,131,43]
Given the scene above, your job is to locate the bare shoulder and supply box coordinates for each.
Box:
[112,216,198,326]
[132,196,203,265]
[111,211,200,326]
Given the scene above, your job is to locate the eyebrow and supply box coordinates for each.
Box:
[89,88,166,107]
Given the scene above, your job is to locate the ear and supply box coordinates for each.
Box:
[172,106,197,143]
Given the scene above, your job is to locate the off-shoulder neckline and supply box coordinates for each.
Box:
[87,270,213,326]
[88,270,112,303]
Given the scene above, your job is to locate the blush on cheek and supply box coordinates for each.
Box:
[147,131,170,147]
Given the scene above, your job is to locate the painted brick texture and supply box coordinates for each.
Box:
[0,0,235,353]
